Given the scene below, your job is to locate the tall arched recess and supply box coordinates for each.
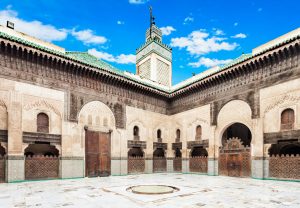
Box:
[78,101,115,177]
[219,123,252,177]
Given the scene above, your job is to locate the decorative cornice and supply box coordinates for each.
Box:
[153,142,168,150]
[187,140,209,149]
[23,132,61,144]
[127,140,147,149]
[264,130,300,144]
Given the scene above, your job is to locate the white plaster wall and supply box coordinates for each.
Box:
[126,106,170,157]
[260,78,300,133]
[170,104,212,158]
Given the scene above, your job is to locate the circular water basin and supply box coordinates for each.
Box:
[127,185,179,195]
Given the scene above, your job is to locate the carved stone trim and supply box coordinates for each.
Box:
[210,90,259,125]
[23,99,62,117]
[0,130,8,142]
[264,130,300,144]
[220,137,250,153]
[153,142,167,150]
[264,94,300,114]
[23,132,62,144]
[187,140,209,149]
[127,140,147,149]
[172,142,182,150]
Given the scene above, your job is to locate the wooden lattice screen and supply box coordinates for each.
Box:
[173,157,182,172]
[189,156,208,173]
[0,156,5,182]
[128,157,145,174]
[269,155,300,179]
[25,155,59,179]
[153,157,166,172]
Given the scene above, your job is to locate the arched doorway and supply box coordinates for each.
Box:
[268,143,300,179]
[189,147,208,173]
[0,144,6,182]
[128,147,145,174]
[24,144,59,180]
[79,101,114,178]
[153,148,166,172]
[219,123,251,177]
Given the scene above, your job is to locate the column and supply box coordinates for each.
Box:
[7,92,24,182]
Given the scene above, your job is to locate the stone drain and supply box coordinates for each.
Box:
[127,185,179,195]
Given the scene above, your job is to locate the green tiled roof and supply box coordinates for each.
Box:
[220,53,252,70]
[0,27,299,95]
[0,30,169,92]
[0,31,65,56]
[171,53,253,92]
[65,52,123,74]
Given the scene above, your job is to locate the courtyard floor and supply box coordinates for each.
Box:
[0,173,299,208]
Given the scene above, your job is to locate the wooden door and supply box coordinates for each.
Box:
[85,131,100,177]
[85,131,111,177]
[98,132,111,177]
[227,154,241,177]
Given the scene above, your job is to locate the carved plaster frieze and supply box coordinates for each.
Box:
[23,99,62,117]
[264,94,300,114]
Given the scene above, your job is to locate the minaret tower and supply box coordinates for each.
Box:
[136,7,172,87]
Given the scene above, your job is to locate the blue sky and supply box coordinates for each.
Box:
[0,0,299,84]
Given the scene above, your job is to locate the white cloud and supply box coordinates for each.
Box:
[160,26,176,36]
[213,28,225,36]
[129,0,149,4]
[189,57,232,68]
[117,20,124,25]
[71,29,107,45]
[0,7,67,42]
[88,48,135,64]
[170,30,238,55]
[183,16,194,24]
[231,33,247,39]
[234,22,238,26]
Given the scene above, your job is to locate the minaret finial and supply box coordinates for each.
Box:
[149,6,152,39]
[149,6,155,40]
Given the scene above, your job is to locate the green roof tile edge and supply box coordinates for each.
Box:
[0,30,299,94]
[0,32,169,93]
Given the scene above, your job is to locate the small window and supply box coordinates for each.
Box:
[195,125,202,141]
[157,129,161,138]
[157,129,162,142]
[133,126,139,136]
[176,129,181,142]
[37,113,49,133]
[281,109,295,130]
[133,126,140,141]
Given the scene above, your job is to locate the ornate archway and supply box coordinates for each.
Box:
[79,101,114,177]
[219,123,251,177]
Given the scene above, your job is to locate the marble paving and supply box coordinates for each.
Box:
[0,173,299,208]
